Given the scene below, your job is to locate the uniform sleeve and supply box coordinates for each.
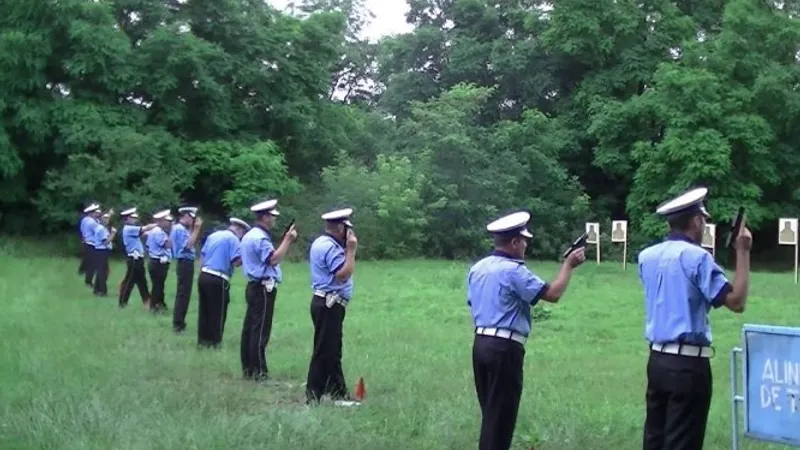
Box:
[695,252,732,309]
[155,231,167,248]
[510,265,549,306]
[230,235,242,262]
[260,236,275,265]
[324,242,346,274]
[177,227,190,250]
[466,271,473,307]
[200,239,209,260]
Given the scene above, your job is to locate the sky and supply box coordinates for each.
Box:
[266,0,415,41]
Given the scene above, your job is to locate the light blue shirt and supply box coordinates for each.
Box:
[145,227,170,259]
[200,230,242,277]
[122,225,144,255]
[93,224,112,250]
[170,223,195,260]
[309,234,353,300]
[467,251,549,337]
[80,216,97,243]
[241,226,282,282]
[638,235,732,346]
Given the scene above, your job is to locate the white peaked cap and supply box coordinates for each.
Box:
[229,217,251,231]
[486,211,533,238]
[120,207,137,217]
[321,208,353,220]
[322,208,353,227]
[178,206,198,217]
[84,203,100,213]
[250,199,280,215]
[655,187,712,219]
[153,209,171,220]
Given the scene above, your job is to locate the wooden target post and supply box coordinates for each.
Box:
[778,218,799,284]
[611,220,628,270]
[585,222,600,264]
[701,223,716,258]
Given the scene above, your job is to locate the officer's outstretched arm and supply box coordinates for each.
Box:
[540,260,578,303]
[699,228,751,313]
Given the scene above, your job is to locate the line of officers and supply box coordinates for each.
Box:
[77,199,360,405]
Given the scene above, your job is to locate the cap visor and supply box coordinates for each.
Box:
[270,210,280,216]
[521,229,533,238]
[343,220,353,227]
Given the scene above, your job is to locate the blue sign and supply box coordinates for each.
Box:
[741,324,800,447]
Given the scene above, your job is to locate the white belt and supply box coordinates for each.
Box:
[650,343,713,358]
[201,268,230,281]
[314,290,349,306]
[475,327,527,345]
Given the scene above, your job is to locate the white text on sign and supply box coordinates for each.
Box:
[760,358,800,413]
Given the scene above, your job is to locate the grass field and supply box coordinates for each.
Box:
[0,251,797,449]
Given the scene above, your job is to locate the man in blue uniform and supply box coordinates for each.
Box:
[306,208,358,405]
[146,209,173,313]
[92,211,117,297]
[82,204,106,288]
[197,217,248,348]
[119,208,158,308]
[240,199,298,381]
[639,187,751,450]
[171,206,203,333]
[468,211,586,450]
[79,203,101,278]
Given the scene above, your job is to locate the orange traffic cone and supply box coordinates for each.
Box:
[354,377,366,401]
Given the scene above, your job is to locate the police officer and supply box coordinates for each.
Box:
[468,211,586,450]
[171,206,203,333]
[640,187,751,450]
[78,203,101,278]
[306,208,358,405]
[82,204,104,288]
[146,209,173,313]
[119,208,158,308]
[240,199,298,381]
[92,211,117,297]
[197,217,248,348]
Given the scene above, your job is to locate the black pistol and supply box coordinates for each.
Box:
[724,207,745,248]
[283,218,295,236]
[563,232,588,259]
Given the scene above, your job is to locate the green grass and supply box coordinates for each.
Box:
[0,253,797,449]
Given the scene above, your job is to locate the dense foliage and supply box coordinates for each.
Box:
[2,0,799,260]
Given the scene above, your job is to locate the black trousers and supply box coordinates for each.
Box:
[119,257,150,306]
[78,242,92,275]
[172,259,195,331]
[197,272,230,347]
[472,334,525,450]
[84,247,98,286]
[643,351,713,450]
[92,249,111,295]
[241,282,277,379]
[148,259,170,311]
[306,295,348,402]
